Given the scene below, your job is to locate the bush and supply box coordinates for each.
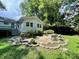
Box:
[30,39,37,44]
[20,31,43,38]
[74,26,79,33]
[34,31,43,36]
[43,24,51,30]
[44,30,54,34]
[20,32,33,38]
[20,33,26,39]
[52,26,78,35]
[26,31,34,38]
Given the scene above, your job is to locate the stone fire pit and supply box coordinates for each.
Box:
[36,34,68,49]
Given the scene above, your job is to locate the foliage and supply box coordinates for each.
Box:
[0,1,6,10]
[20,31,43,38]
[74,25,79,33]
[70,15,79,33]
[73,15,79,25]
[20,0,62,25]
[65,0,76,4]
[30,38,37,44]
[34,31,43,36]
[20,33,25,37]
[20,0,79,27]
[20,33,26,39]
[44,29,54,34]
[52,26,79,35]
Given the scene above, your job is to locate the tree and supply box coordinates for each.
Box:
[20,0,63,25]
[0,1,6,10]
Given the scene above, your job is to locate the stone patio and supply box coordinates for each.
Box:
[36,34,68,49]
[9,34,68,49]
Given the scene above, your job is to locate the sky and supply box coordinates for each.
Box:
[0,0,22,20]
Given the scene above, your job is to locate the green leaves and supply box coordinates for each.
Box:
[20,0,63,24]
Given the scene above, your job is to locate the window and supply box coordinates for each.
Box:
[30,23,33,27]
[37,24,42,28]
[37,24,39,28]
[40,24,41,28]
[4,22,9,25]
[18,25,19,28]
[11,23,15,28]
[26,22,29,26]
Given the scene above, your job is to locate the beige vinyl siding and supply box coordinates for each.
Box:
[20,18,43,33]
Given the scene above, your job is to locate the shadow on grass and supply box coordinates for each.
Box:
[0,45,30,59]
[13,47,29,59]
[0,46,21,56]
[30,47,44,59]
[0,44,44,59]
[0,45,17,55]
[0,37,10,43]
[38,52,44,59]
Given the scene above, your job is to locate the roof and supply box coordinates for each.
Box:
[18,16,43,24]
[0,16,16,22]
[0,1,6,10]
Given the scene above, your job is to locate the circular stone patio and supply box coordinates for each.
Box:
[36,34,68,49]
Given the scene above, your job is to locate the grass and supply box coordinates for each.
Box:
[64,35,79,53]
[0,35,79,59]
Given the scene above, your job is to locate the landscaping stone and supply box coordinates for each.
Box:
[36,34,68,49]
[60,48,68,52]
[9,34,68,49]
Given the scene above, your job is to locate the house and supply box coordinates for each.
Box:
[0,17,16,30]
[0,17,17,37]
[17,16,43,33]
[0,16,43,37]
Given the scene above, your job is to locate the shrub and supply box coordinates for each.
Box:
[20,32,33,38]
[20,33,26,39]
[44,30,54,34]
[26,31,34,38]
[30,39,37,44]
[34,31,43,36]
[74,26,79,33]
[43,24,51,30]
[28,30,43,37]
[20,31,43,38]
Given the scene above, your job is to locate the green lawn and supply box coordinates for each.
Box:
[0,35,79,59]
